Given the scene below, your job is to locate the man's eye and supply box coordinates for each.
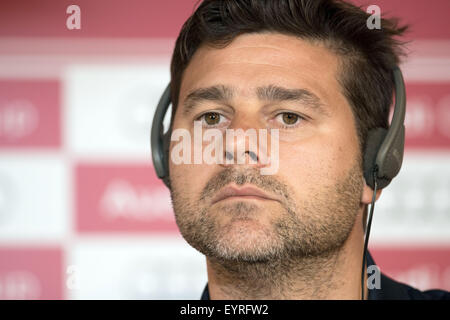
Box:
[201,112,222,125]
[276,112,301,126]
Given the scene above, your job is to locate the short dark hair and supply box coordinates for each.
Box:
[170,0,408,156]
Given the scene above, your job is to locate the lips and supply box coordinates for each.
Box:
[211,184,279,204]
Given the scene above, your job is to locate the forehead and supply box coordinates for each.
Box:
[179,32,342,104]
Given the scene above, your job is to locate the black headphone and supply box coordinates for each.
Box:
[151,67,406,191]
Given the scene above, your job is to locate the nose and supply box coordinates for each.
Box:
[225,150,258,162]
[220,122,271,169]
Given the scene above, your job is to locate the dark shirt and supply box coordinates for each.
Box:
[200,251,450,300]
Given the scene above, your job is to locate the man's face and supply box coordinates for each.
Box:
[169,32,365,262]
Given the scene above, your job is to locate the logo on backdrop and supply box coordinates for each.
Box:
[0,99,39,140]
[99,179,173,222]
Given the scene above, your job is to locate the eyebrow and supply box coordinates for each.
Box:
[182,85,233,115]
[257,84,329,116]
[182,84,330,117]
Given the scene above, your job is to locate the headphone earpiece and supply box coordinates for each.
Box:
[363,67,406,190]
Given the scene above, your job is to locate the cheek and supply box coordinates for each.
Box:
[278,129,359,189]
[279,142,333,189]
[169,162,212,194]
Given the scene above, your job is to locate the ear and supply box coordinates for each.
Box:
[361,177,383,205]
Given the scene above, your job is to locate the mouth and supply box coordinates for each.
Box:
[211,184,280,205]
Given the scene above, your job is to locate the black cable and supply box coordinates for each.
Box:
[361,166,378,300]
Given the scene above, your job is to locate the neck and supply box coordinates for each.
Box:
[205,211,367,300]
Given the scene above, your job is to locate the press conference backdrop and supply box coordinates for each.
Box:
[0,0,449,299]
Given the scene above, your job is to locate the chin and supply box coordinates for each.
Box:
[213,220,282,260]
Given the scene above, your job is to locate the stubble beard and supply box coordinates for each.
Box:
[170,162,364,297]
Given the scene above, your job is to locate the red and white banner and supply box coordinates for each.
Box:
[75,164,176,233]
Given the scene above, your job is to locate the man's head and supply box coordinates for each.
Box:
[167,0,407,263]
